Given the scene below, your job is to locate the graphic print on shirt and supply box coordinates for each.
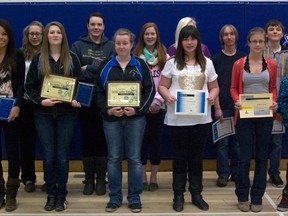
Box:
[178,70,205,90]
[0,69,13,97]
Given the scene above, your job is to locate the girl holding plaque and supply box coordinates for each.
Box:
[25,21,82,212]
[158,25,219,212]
[0,19,25,212]
[133,22,168,192]
[94,28,155,213]
[230,27,277,212]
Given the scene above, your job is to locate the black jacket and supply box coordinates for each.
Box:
[25,51,82,115]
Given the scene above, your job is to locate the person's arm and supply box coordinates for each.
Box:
[8,50,25,122]
[230,59,242,109]
[134,59,155,116]
[207,79,219,106]
[25,55,42,105]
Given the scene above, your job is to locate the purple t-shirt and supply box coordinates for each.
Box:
[167,43,211,58]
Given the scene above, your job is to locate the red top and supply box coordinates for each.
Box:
[230,57,277,125]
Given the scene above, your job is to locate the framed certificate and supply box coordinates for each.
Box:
[272,119,286,134]
[107,81,141,107]
[175,90,208,115]
[0,97,16,121]
[212,117,235,143]
[75,82,94,107]
[41,74,77,103]
[239,93,273,118]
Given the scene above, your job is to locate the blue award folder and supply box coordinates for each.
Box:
[75,82,94,107]
[0,97,16,121]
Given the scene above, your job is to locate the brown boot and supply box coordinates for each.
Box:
[5,178,20,212]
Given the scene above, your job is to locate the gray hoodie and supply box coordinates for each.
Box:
[71,33,115,83]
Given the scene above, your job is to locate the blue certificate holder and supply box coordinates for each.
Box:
[175,90,208,115]
[75,82,94,107]
[0,97,16,121]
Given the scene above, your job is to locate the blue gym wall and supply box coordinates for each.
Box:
[1,1,288,159]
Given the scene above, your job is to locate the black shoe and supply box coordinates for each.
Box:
[269,175,284,188]
[0,196,4,209]
[173,194,184,212]
[142,182,149,191]
[216,176,228,187]
[277,189,288,211]
[95,181,106,195]
[24,181,36,192]
[192,194,209,210]
[44,196,56,211]
[55,197,67,212]
[83,179,95,195]
[105,203,119,212]
[128,203,142,213]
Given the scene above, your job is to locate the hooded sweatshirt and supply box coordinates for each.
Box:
[71,33,115,83]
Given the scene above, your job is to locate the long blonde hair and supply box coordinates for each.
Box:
[22,21,44,61]
[175,17,197,48]
[40,21,71,76]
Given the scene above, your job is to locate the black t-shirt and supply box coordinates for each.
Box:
[212,50,246,111]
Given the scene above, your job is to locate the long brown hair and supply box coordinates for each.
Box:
[22,21,44,61]
[175,25,206,71]
[133,22,167,70]
[0,19,17,73]
[40,21,71,76]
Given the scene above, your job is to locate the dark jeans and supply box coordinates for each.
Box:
[216,110,239,178]
[0,119,20,180]
[268,132,282,177]
[79,106,107,157]
[141,110,165,165]
[168,123,211,176]
[34,111,77,198]
[235,117,273,205]
[19,99,37,184]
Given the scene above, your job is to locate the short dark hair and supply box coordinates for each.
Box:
[87,12,104,24]
[264,19,285,33]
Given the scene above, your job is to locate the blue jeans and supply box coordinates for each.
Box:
[268,132,282,177]
[34,112,77,198]
[103,116,146,206]
[235,117,273,205]
[216,110,239,178]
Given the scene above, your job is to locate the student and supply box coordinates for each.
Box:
[212,24,246,187]
[133,22,168,191]
[0,19,25,212]
[19,20,44,193]
[94,28,155,213]
[71,12,114,196]
[276,74,288,211]
[264,19,288,188]
[231,27,277,212]
[168,17,211,58]
[25,21,82,211]
[159,25,219,212]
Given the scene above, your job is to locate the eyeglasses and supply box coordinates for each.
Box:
[28,32,42,37]
[249,40,265,45]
